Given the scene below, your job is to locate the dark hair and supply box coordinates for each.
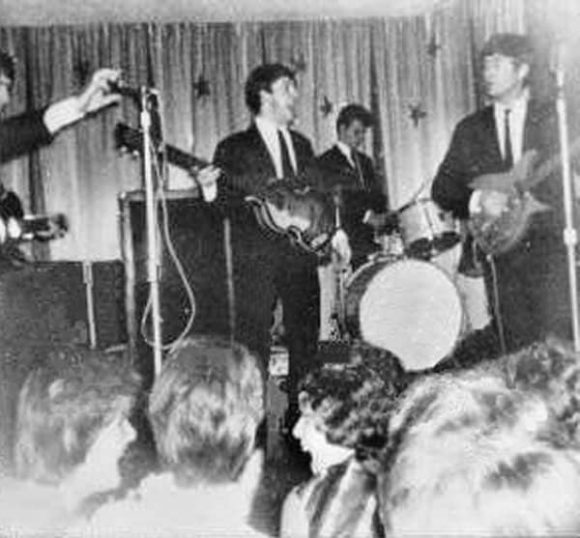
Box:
[149,335,264,486]
[298,361,396,450]
[0,50,15,82]
[481,33,533,66]
[336,104,373,132]
[14,347,141,485]
[244,63,296,115]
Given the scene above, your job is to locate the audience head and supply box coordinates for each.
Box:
[245,63,297,124]
[0,50,15,111]
[502,338,580,443]
[378,368,580,537]
[336,104,373,150]
[14,347,141,490]
[295,360,396,474]
[148,335,264,486]
[481,33,533,100]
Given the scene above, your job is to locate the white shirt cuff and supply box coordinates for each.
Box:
[469,190,483,215]
[43,97,84,134]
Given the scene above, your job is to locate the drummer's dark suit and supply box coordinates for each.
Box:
[432,100,570,351]
[316,145,386,269]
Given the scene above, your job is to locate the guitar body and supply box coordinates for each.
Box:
[468,149,552,256]
[245,183,334,255]
[469,190,550,255]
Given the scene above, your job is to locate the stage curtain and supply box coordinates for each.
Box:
[0,0,526,260]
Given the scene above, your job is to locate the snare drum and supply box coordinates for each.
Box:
[398,199,459,259]
[345,258,464,371]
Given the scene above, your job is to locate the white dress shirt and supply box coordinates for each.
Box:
[493,88,529,164]
[255,116,297,179]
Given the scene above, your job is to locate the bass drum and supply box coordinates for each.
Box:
[345,258,464,371]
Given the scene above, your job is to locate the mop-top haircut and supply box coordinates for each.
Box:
[379,368,580,536]
[148,335,264,486]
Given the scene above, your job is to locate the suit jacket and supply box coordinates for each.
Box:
[213,122,317,256]
[431,99,568,347]
[316,145,386,265]
[0,109,52,164]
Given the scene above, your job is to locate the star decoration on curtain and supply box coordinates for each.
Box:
[290,52,307,73]
[427,34,441,59]
[193,74,211,99]
[320,95,333,117]
[408,103,427,127]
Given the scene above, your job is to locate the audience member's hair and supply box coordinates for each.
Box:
[0,50,16,83]
[379,368,580,536]
[298,361,396,452]
[502,338,580,442]
[14,347,141,485]
[148,336,264,486]
[336,104,373,132]
[244,63,296,115]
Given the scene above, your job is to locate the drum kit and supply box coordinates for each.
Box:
[339,198,464,372]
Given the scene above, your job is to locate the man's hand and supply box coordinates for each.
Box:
[77,68,122,116]
[194,165,221,202]
[44,68,122,134]
[331,228,352,268]
[477,189,510,218]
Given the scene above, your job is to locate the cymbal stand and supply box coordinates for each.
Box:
[555,45,580,350]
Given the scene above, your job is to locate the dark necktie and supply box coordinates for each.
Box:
[504,109,513,168]
[351,150,366,189]
[278,130,295,178]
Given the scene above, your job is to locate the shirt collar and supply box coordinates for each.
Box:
[336,141,353,160]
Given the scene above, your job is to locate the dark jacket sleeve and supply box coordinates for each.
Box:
[0,109,53,164]
[431,120,476,220]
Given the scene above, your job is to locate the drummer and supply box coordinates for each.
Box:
[316,104,391,270]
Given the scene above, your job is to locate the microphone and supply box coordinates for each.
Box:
[108,80,158,100]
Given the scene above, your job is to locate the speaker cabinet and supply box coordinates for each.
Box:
[119,190,230,384]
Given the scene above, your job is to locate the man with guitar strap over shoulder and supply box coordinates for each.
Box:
[196,64,350,439]
[432,33,575,353]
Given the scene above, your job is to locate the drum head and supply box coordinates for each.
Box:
[353,259,463,371]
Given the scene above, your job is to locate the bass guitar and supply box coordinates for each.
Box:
[114,123,334,256]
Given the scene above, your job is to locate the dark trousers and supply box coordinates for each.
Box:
[487,240,573,352]
[231,227,320,406]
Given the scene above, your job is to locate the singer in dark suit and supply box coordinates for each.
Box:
[431,34,569,352]
[316,104,387,269]
[204,64,322,424]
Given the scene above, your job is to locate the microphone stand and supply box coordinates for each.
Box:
[555,46,580,350]
[139,87,164,377]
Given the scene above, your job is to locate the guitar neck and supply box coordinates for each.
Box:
[163,144,207,171]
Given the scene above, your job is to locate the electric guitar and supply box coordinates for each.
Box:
[114,123,334,256]
[469,140,580,256]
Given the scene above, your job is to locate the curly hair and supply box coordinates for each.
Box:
[298,360,397,452]
[148,335,264,486]
[14,347,141,485]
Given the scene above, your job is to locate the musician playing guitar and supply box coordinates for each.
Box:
[196,64,350,434]
[432,33,573,352]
